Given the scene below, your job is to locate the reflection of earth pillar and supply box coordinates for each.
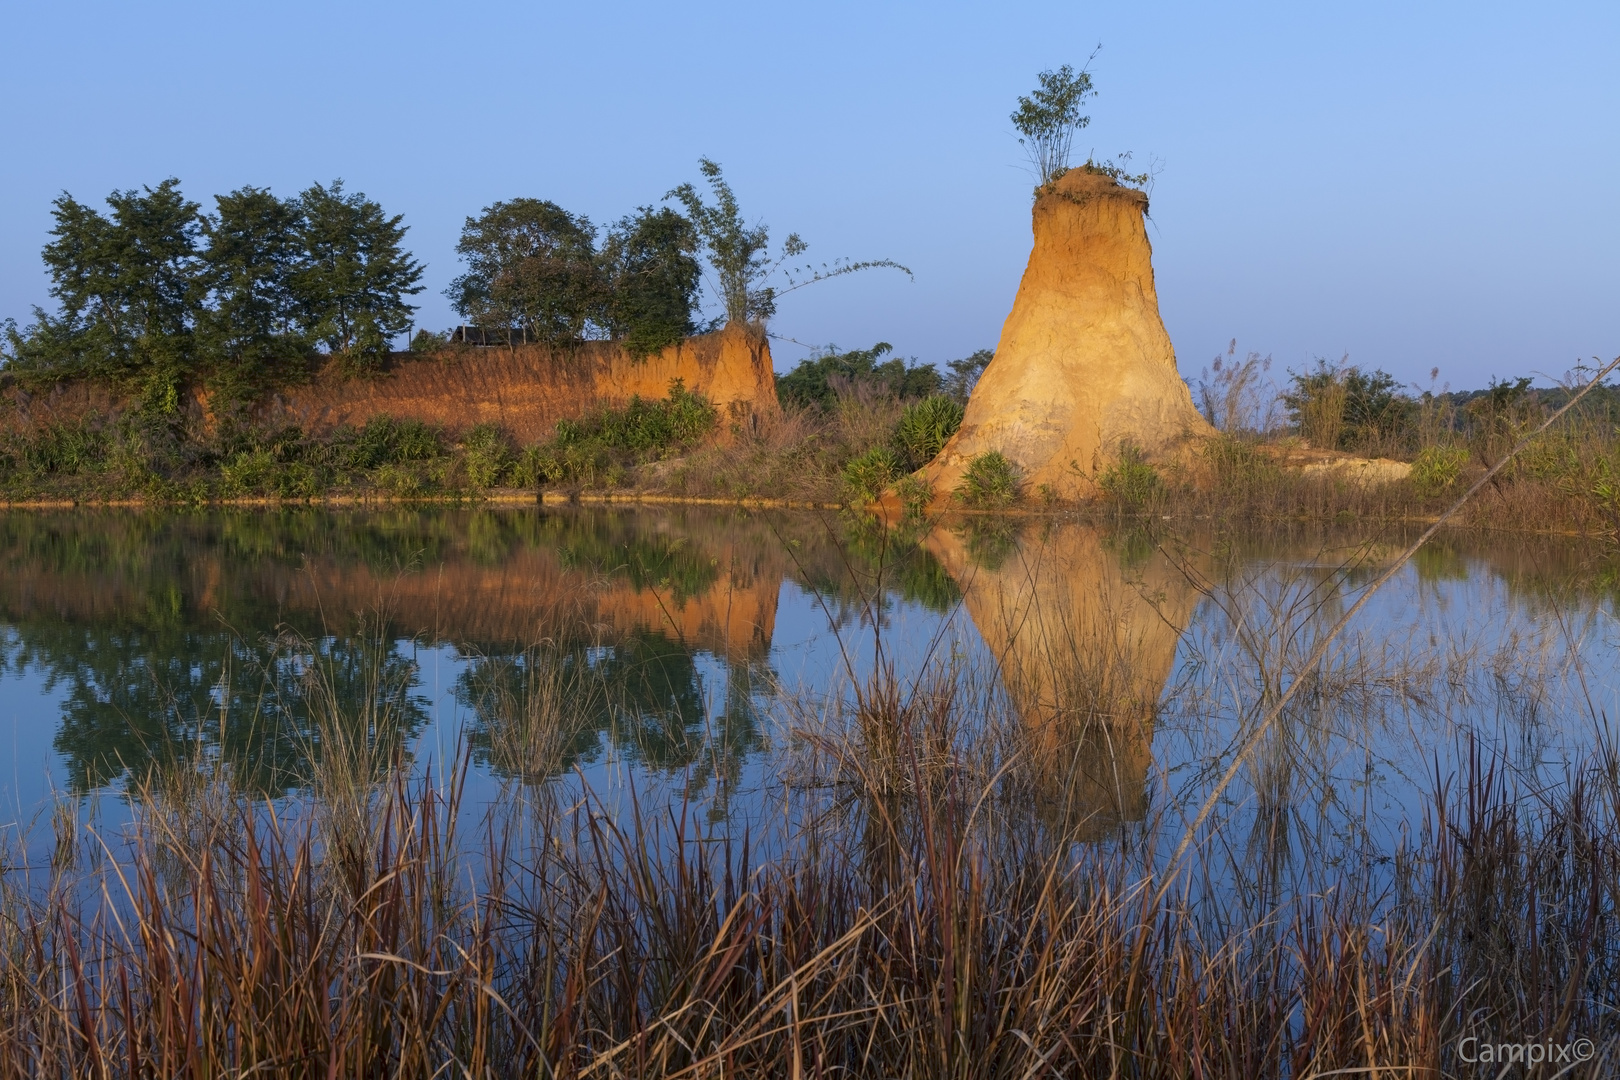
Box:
[926,524,1202,835]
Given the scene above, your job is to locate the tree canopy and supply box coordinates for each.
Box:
[775,342,942,410]
[669,159,909,329]
[446,200,701,357]
[1011,63,1095,187]
[3,177,424,406]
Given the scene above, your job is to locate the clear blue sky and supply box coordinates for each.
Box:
[2,1,1615,389]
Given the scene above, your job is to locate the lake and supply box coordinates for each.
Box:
[0,506,1615,875]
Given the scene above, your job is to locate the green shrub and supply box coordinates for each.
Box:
[895,474,933,517]
[955,451,1020,508]
[275,462,322,499]
[220,448,275,496]
[462,424,513,489]
[333,416,445,471]
[22,419,106,476]
[1097,443,1162,508]
[1410,446,1469,496]
[560,380,716,456]
[1282,359,1414,453]
[374,462,432,497]
[893,395,964,469]
[842,447,900,503]
[516,382,718,487]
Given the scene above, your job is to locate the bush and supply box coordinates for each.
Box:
[842,447,900,503]
[1283,359,1414,453]
[220,448,275,496]
[895,475,933,517]
[893,395,963,469]
[1097,443,1162,508]
[517,381,718,487]
[776,343,941,411]
[1410,446,1468,496]
[331,416,445,471]
[955,451,1020,508]
[462,424,513,489]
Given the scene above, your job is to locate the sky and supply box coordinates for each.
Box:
[1,0,1615,390]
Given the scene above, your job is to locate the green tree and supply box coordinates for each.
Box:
[943,348,993,403]
[776,343,941,410]
[9,178,203,407]
[293,180,424,370]
[1011,62,1096,186]
[669,158,909,327]
[599,206,702,357]
[196,186,309,405]
[447,198,601,347]
[1283,359,1414,452]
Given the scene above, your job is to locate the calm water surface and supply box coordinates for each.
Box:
[1,507,1616,868]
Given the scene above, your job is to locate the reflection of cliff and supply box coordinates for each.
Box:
[0,508,786,661]
[927,524,1203,832]
[0,508,799,790]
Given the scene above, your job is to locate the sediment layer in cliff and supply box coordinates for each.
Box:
[0,325,780,445]
[921,168,1213,502]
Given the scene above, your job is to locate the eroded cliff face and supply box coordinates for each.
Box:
[921,168,1213,502]
[261,324,780,443]
[0,326,780,445]
[926,523,1204,833]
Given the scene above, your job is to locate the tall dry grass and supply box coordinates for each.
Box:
[3,696,1617,1076]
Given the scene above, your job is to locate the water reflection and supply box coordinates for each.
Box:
[0,507,1615,823]
[927,521,1205,834]
[0,509,945,795]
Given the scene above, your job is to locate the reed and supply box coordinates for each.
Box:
[0,666,1614,1076]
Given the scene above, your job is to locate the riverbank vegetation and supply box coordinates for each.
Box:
[8,345,1620,540]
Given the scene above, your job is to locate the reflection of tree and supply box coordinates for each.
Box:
[787,513,963,637]
[14,621,429,795]
[0,506,798,795]
[458,629,768,786]
[544,513,721,603]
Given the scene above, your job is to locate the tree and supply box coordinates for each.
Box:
[943,348,993,403]
[447,198,601,347]
[1282,358,1413,452]
[775,342,940,410]
[196,186,308,404]
[667,160,775,326]
[668,159,909,328]
[293,180,424,369]
[1011,62,1096,187]
[599,207,703,357]
[10,179,204,406]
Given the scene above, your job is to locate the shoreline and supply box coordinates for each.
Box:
[0,488,1609,539]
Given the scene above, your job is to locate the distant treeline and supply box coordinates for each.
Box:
[1197,347,1620,460]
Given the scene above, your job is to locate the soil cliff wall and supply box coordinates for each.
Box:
[0,325,780,443]
[258,324,779,442]
[920,168,1213,502]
